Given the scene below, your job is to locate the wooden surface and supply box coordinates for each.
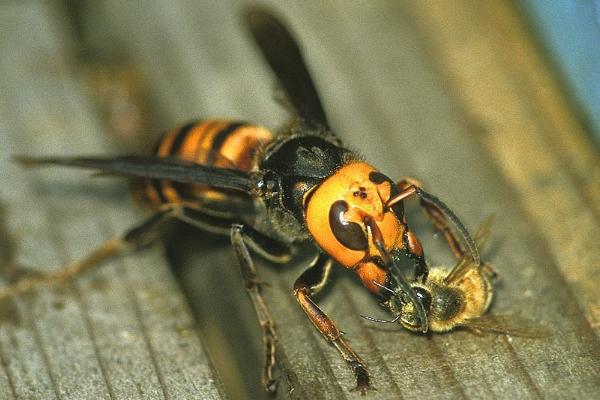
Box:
[0,1,599,399]
[0,3,225,399]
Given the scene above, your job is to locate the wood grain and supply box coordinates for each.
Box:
[1,0,598,399]
[0,2,224,399]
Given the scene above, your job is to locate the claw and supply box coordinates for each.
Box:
[349,361,373,395]
[264,378,278,394]
[350,382,376,396]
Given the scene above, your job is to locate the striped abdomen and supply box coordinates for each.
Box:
[139,119,273,210]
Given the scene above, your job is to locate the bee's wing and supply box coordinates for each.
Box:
[246,9,330,130]
[473,215,494,251]
[444,215,495,284]
[14,155,254,192]
[460,314,551,338]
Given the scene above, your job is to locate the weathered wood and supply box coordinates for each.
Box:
[409,0,600,336]
[1,0,599,399]
[0,3,225,399]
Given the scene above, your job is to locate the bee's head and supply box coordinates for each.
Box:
[385,285,432,332]
[362,282,431,332]
[380,275,470,333]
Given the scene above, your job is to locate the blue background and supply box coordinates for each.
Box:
[522,0,600,147]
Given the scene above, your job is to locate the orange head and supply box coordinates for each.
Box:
[305,161,462,333]
[304,161,404,271]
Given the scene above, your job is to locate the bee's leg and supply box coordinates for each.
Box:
[396,178,463,260]
[0,204,178,301]
[294,254,372,394]
[230,223,288,393]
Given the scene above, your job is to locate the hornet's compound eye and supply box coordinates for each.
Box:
[368,171,393,185]
[329,200,368,250]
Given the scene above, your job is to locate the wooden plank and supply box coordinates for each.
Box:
[272,2,600,398]
[75,0,600,398]
[3,0,599,399]
[409,0,600,335]
[0,3,225,399]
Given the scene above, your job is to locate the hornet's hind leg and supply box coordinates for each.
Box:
[1,200,291,393]
[0,204,179,301]
[0,202,259,300]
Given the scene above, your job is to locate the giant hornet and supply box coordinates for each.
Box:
[9,9,493,394]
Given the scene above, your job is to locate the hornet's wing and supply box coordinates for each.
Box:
[15,155,254,192]
[246,9,330,130]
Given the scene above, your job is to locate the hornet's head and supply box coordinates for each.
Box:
[304,161,430,332]
[304,161,399,269]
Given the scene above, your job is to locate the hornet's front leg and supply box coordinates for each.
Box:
[384,178,428,282]
[393,178,479,267]
[293,253,372,394]
[397,178,462,259]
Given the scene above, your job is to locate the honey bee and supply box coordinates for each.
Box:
[364,217,547,338]
[8,8,488,394]
[361,218,493,331]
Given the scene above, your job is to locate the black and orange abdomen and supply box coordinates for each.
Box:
[139,119,273,210]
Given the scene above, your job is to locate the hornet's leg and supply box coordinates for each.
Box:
[396,177,464,259]
[156,205,293,393]
[173,206,293,392]
[294,253,372,394]
[0,201,287,300]
[230,224,291,393]
[388,178,428,282]
[0,204,179,301]
[179,207,292,263]
[401,223,428,283]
